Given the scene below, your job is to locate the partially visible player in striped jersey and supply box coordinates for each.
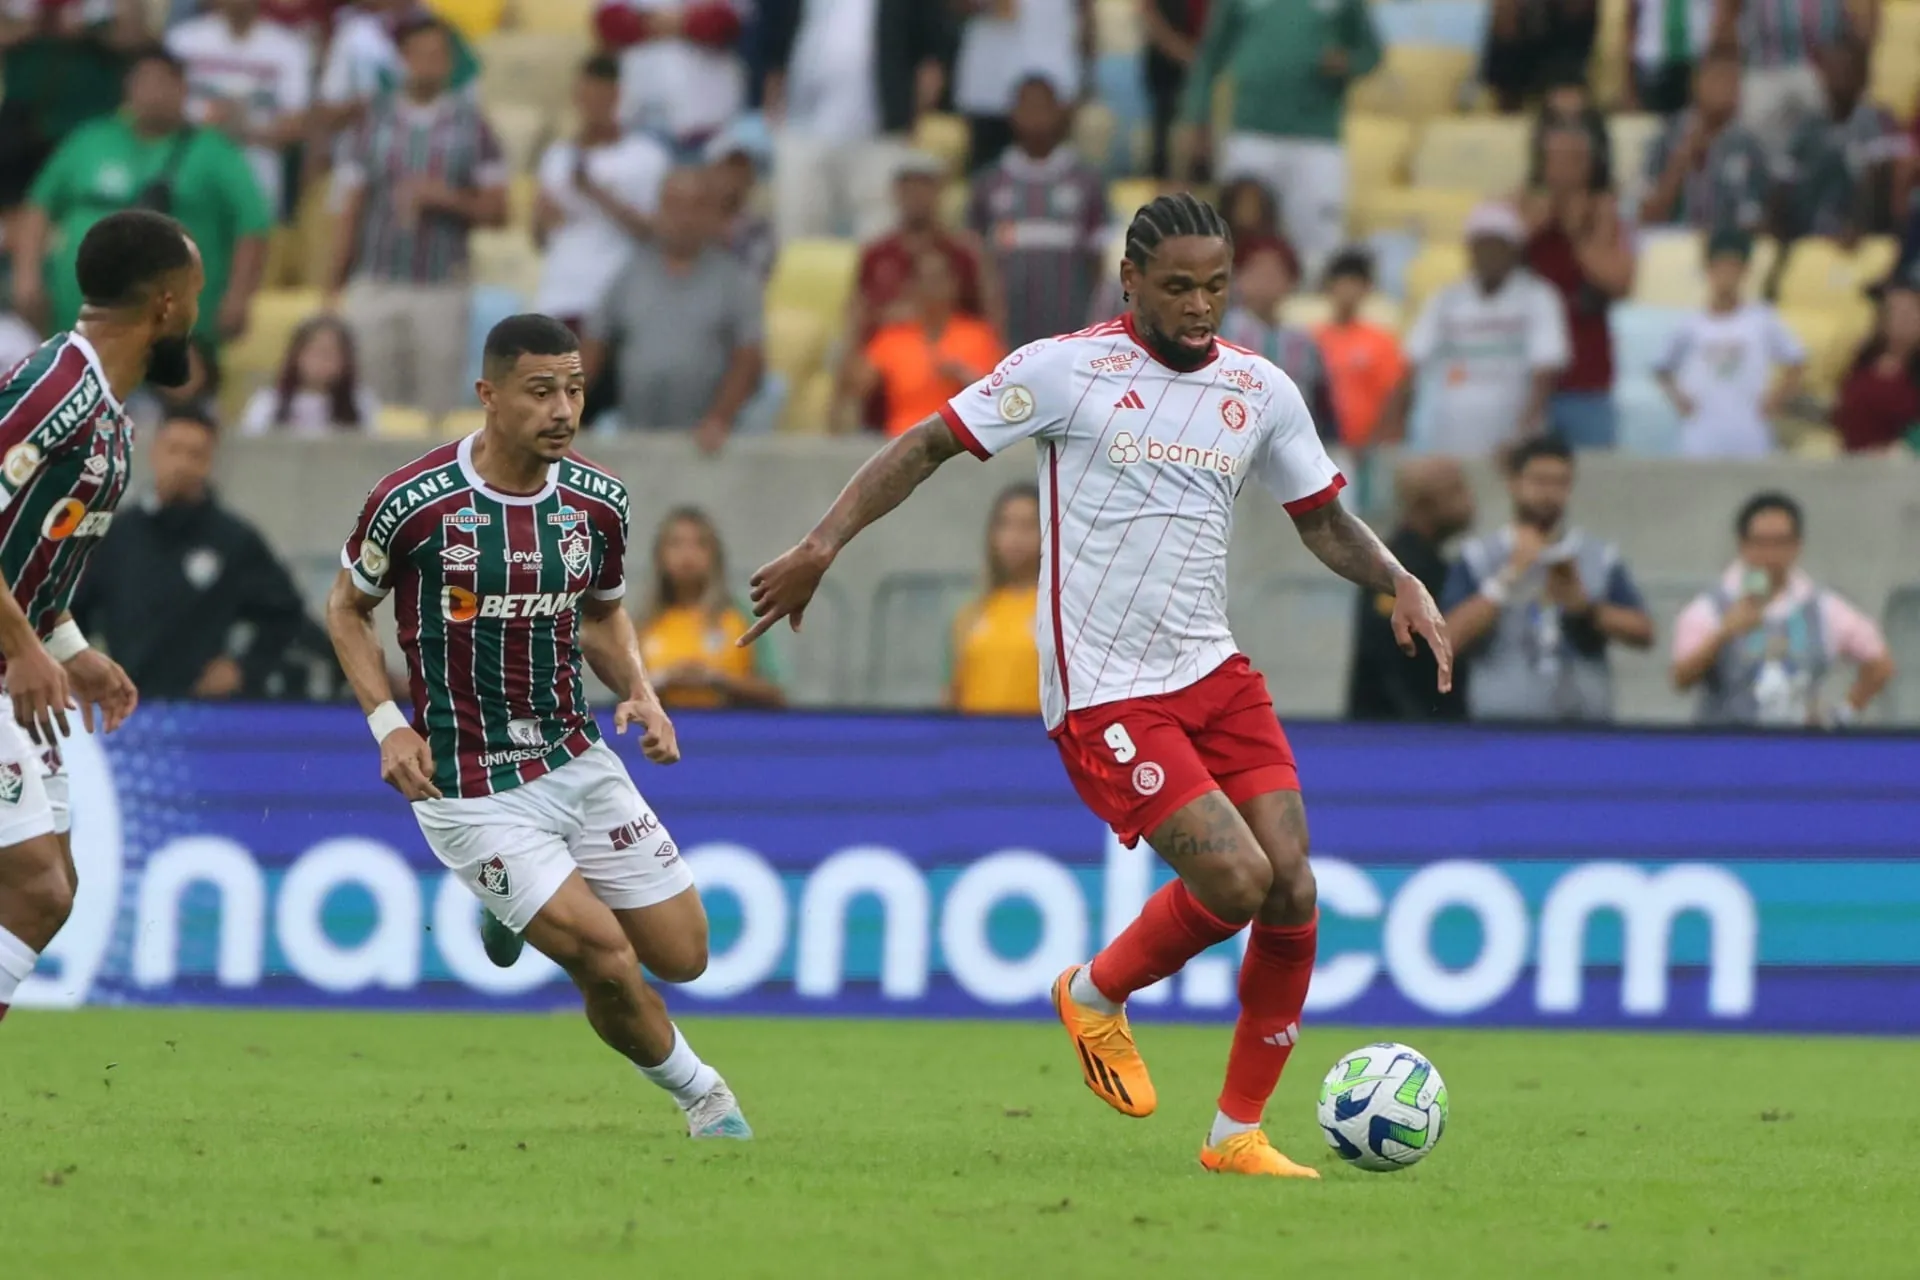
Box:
[746,193,1452,1176]
[0,210,196,1030]
[327,315,749,1140]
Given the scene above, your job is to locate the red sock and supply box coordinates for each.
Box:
[1088,880,1242,1003]
[1218,913,1318,1124]
[0,1004,9,1024]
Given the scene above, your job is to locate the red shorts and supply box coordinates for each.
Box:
[1053,654,1299,847]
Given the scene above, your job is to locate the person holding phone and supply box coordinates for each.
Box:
[1440,435,1654,722]
[1671,491,1894,727]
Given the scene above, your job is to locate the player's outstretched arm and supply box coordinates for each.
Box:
[325,570,441,801]
[1294,498,1454,694]
[739,415,967,645]
[578,597,680,765]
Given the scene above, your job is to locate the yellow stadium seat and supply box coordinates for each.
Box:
[768,239,861,322]
[507,0,592,34]
[476,33,584,115]
[1790,426,1842,459]
[1348,186,1482,241]
[940,179,970,229]
[1344,114,1414,192]
[1870,6,1920,115]
[508,174,539,229]
[439,407,489,439]
[765,306,831,384]
[913,113,971,177]
[428,0,506,38]
[470,229,543,300]
[1107,177,1161,222]
[782,369,837,434]
[1404,242,1470,316]
[1072,100,1117,170]
[1608,114,1663,189]
[1285,293,1405,333]
[1631,231,1779,307]
[1781,301,1876,395]
[1347,46,1476,118]
[1777,236,1900,310]
[227,288,324,383]
[1411,117,1532,196]
[377,407,435,439]
[489,103,552,175]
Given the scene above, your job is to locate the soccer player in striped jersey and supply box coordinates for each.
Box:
[745,193,1452,1176]
[0,210,195,1029]
[327,315,749,1140]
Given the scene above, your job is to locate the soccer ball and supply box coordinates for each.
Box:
[1316,1042,1448,1172]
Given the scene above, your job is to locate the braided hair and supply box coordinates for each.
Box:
[1123,191,1234,270]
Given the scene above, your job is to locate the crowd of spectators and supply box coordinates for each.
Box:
[0,0,1912,714]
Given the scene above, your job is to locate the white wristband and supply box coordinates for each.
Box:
[1479,575,1510,607]
[45,620,88,663]
[367,701,409,743]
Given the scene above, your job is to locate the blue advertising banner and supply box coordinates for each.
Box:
[19,707,1920,1033]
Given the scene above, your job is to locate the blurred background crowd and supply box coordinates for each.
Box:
[0,0,1917,730]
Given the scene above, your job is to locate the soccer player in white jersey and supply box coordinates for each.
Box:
[745,193,1451,1176]
[328,315,749,1139]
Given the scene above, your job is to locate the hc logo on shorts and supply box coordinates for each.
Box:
[1131,762,1165,796]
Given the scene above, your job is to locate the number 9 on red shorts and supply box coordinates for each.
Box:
[1051,654,1300,848]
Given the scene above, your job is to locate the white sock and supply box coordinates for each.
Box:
[0,923,38,1008]
[1068,964,1121,1016]
[636,1024,721,1110]
[1208,1111,1260,1147]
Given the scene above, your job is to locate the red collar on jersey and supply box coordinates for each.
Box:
[1120,311,1220,371]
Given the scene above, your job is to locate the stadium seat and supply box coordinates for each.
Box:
[1609,303,1690,380]
[765,306,830,385]
[428,0,506,38]
[768,239,862,323]
[940,179,970,229]
[1411,117,1532,195]
[1107,177,1160,222]
[1791,426,1843,459]
[508,0,593,34]
[1780,301,1875,395]
[1344,114,1414,192]
[475,33,582,115]
[1608,114,1663,189]
[1347,45,1476,118]
[1071,100,1118,172]
[1348,186,1482,242]
[782,368,836,434]
[1870,5,1920,116]
[1631,230,1778,307]
[508,174,538,229]
[376,406,434,439]
[913,114,971,177]
[439,407,488,439]
[1613,375,1682,455]
[488,102,551,175]
[1403,241,1468,316]
[1776,237,1899,310]
[227,289,324,387]
[470,229,543,301]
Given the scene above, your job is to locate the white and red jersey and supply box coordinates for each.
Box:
[939,314,1344,732]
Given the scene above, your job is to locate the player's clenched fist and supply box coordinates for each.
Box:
[379,727,443,801]
[616,698,679,765]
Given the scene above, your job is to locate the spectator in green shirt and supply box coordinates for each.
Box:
[1178,0,1382,281]
[12,44,271,352]
[0,0,152,208]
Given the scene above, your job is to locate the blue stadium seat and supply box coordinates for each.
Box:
[1613,375,1683,456]
[1610,303,1690,381]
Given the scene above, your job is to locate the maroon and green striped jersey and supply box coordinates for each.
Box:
[342,433,631,799]
[0,332,134,674]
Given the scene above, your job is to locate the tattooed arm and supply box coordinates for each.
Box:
[739,415,968,643]
[1294,499,1455,693]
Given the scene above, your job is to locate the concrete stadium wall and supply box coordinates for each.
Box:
[214,437,1920,723]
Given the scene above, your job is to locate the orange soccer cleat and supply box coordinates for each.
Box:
[1051,965,1157,1118]
[1198,1129,1322,1178]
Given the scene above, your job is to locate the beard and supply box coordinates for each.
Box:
[1137,314,1214,372]
[1516,502,1564,532]
[146,334,196,389]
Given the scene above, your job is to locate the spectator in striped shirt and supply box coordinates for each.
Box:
[1776,40,1915,241]
[1639,48,1770,233]
[1218,238,1339,442]
[326,15,506,417]
[1729,0,1869,161]
[965,75,1108,350]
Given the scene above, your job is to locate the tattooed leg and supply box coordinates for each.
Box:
[1144,789,1273,924]
[1236,789,1316,927]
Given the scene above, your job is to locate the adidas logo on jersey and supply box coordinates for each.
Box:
[1113,390,1146,410]
[442,586,583,622]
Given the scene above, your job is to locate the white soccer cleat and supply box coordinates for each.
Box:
[685,1080,752,1140]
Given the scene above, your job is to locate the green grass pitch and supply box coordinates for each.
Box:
[4,1010,1913,1278]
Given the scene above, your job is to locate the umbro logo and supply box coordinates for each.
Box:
[1113,390,1146,411]
[440,544,481,572]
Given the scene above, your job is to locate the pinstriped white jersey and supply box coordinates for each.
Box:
[939,314,1345,732]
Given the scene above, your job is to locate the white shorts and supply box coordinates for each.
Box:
[0,694,67,846]
[413,740,693,931]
